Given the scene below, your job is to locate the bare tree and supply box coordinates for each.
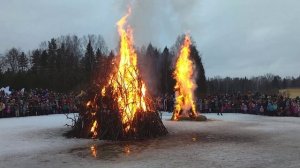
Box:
[82,35,108,56]
[0,55,6,72]
[5,48,20,73]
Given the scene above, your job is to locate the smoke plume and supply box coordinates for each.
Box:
[116,0,201,48]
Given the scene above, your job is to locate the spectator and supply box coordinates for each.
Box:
[0,88,79,118]
[196,92,299,117]
[0,100,5,118]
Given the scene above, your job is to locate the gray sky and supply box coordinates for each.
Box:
[0,0,299,77]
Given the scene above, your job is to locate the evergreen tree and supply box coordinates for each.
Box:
[160,47,175,96]
[31,49,41,73]
[40,50,48,72]
[84,40,95,75]
[95,48,102,64]
[190,45,206,98]
[48,39,58,56]
[47,39,58,88]
[18,52,28,72]
[143,43,160,96]
[108,50,115,61]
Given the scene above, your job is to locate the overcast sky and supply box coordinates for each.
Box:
[0,0,299,77]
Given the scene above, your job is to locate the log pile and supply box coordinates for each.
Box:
[67,84,168,141]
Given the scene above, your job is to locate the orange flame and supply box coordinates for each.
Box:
[102,9,148,132]
[173,35,197,120]
[90,120,98,138]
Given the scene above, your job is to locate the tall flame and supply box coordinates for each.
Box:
[102,9,148,132]
[172,35,197,120]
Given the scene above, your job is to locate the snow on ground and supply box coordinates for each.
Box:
[0,113,300,168]
[0,114,93,157]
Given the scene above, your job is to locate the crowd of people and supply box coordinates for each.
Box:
[156,93,300,117]
[1,88,300,119]
[0,88,79,118]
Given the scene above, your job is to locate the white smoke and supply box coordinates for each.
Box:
[115,0,201,48]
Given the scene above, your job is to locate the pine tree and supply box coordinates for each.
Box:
[95,48,103,66]
[160,47,175,96]
[190,45,206,98]
[84,40,95,81]
[31,49,41,73]
[18,52,28,72]
[144,43,160,96]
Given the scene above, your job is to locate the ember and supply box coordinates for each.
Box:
[68,9,168,140]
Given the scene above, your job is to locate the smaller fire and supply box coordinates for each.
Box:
[172,34,198,120]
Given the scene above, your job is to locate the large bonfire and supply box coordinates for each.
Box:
[69,9,168,140]
[101,9,148,133]
[172,35,198,121]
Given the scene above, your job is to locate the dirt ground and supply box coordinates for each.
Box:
[0,113,299,168]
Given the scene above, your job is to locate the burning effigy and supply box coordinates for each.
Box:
[171,35,205,121]
[68,10,168,140]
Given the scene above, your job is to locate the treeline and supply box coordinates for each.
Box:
[207,74,300,95]
[0,34,206,98]
[0,35,109,92]
[1,34,299,97]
